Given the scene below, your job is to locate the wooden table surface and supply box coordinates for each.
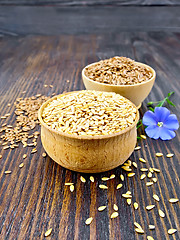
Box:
[0,32,179,240]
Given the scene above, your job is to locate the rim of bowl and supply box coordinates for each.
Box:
[82,61,156,88]
[38,91,139,140]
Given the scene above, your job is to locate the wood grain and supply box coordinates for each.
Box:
[0,0,180,6]
[0,6,180,36]
[0,33,180,240]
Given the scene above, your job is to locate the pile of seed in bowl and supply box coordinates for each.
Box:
[84,56,153,85]
[42,90,137,136]
[41,90,138,136]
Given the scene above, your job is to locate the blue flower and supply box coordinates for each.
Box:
[142,107,179,140]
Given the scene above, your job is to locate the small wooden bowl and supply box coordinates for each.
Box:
[38,91,139,173]
[82,62,156,109]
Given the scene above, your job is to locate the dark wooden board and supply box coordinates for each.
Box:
[0,0,180,6]
[0,6,180,36]
[0,32,180,240]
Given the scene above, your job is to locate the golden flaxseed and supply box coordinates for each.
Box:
[146,205,155,210]
[146,182,153,187]
[85,217,93,225]
[159,209,165,218]
[140,134,146,139]
[19,163,24,168]
[127,173,135,177]
[166,153,174,158]
[134,146,141,151]
[113,204,118,211]
[98,206,106,211]
[70,185,74,192]
[44,228,52,237]
[42,152,47,157]
[168,229,177,235]
[80,176,86,183]
[169,198,179,203]
[140,174,146,180]
[149,225,155,230]
[116,183,123,189]
[134,202,138,210]
[156,152,163,157]
[153,194,159,202]
[99,184,108,189]
[110,212,119,219]
[5,170,12,174]
[90,176,94,182]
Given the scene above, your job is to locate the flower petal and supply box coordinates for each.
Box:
[145,125,160,139]
[163,114,179,130]
[154,107,170,122]
[142,111,157,126]
[159,128,176,140]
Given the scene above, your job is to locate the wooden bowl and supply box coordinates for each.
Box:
[38,92,139,173]
[82,62,156,109]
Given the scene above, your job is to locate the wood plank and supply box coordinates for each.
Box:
[0,33,179,239]
[0,0,180,6]
[0,6,180,36]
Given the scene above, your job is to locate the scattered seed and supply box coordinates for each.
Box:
[152,178,157,183]
[42,152,47,157]
[169,198,179,203]
[134,146,141,150]
[122,194,132,198]
[90,176,94,182]
[45,228,52,237]
[139,158,146,163]
[5,170,12,174]
[116,183,123,189]
[44,84,48,87]
[146,205,155,210]
[153,168,160,173]
[8,103,11,107]
[121,166,132,171]
[140,168,148,172]
[49,85,53,88]
[23,154,27,159]
[85,217,93,225]
[134,222,143,230]
[147,236,154,240]
[102,177,110,181]
[99,184,108,189]
[127,199,131,205]
[156,152,163,157]
[146,182,153,186]
[149,225,155,230]
[134,202,138,210]
[149,167,154,173]
[140,174,146,180]
[3,146,9,150]
[0,155,2,159]
[111,212,119,219]
[159,209,165,218]
[19,163,24,168]
[31,148,37,153]
[98,206,106,211]
[135,228,144,234]
[127,173,135,177]
[132,162,137,168]
[140,134,146,139]
[166,153,174,158]
[70,184,74,192]
[148,172,153,178]
[120,174,124,181]
[80,176,86,183]
[65,183,74,186]
[110,174,115,179]
[113,204,118,211]
[153,194,159,202]
[168,229,177,235]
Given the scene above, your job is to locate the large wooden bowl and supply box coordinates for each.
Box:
[82,62,156,109]
[38,92,139,173]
